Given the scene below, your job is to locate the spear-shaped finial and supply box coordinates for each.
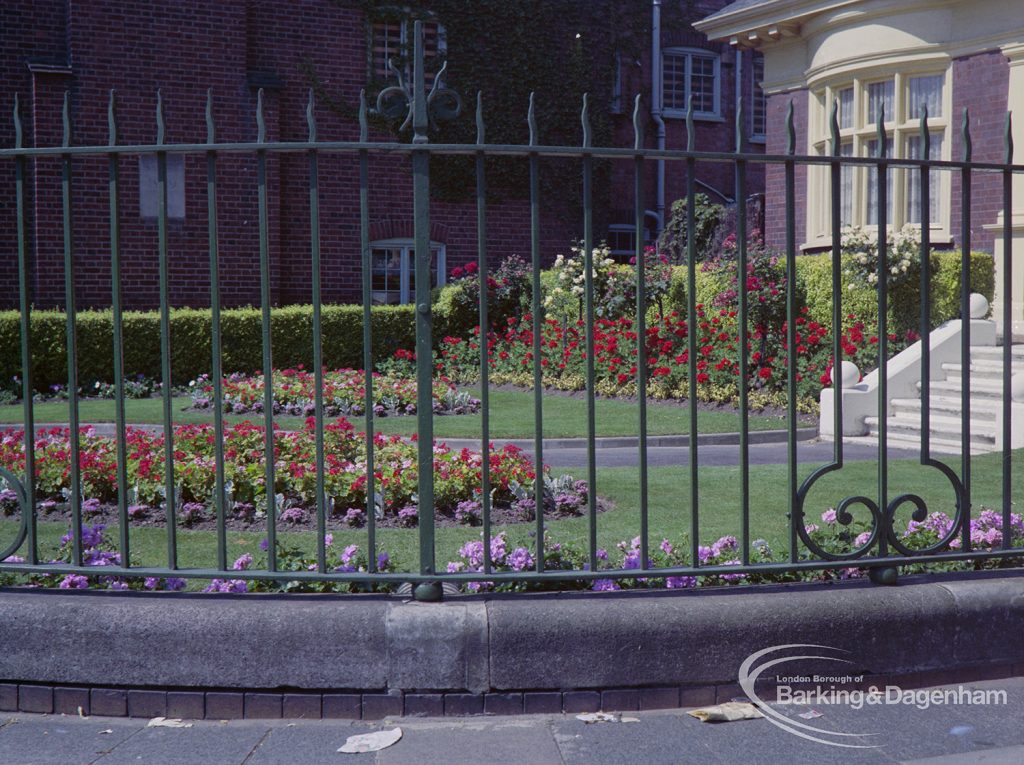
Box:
[13,94,22,149]
[62,91,71,148]
[830,98,840,157]
[580,93,590,149]
[358,89,368,143]
[685,95,694,152]
[735,97,744,153]
[1005,111,1014,165]
[962,107,972,163]
[476,91,485,146]
[632,93,642,151]
[155,89,165,145]
[108,90,117,146]
[206,88,215,144]
[787,100,796,156]
[306,88,316,143]
[527,92,537,147]
[876,106,886,158]
[919,104,930,157]
[256,88,266,143]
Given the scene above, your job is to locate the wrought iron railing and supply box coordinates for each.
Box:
[2,22,1023,598]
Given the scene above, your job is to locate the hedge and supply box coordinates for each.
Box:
[666,250,995,334]
[1,250,995,392]
[0,304,424,392]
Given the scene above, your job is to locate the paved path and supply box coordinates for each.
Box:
[3,678,1021,765]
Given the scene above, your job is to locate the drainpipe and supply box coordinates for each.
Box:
[651,0,666,233]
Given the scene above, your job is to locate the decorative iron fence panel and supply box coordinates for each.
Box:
[1,22,1023,597]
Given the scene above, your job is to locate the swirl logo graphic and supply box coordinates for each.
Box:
[738,644,880,748]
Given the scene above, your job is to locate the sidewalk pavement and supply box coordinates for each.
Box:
[2,677,1021,765]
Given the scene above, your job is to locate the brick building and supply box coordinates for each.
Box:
[0,1,766,311]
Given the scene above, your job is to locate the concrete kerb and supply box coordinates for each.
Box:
[31,424,818,451]
[1,571,1022,711]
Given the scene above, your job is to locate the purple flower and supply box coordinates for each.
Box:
[344,507,366,527]
[454,499,482,524]
[341,544,360,566]
[259,538,269,552]
[203,578,248,593]
[596,548,609,561]
[592,579,620,592]
[127,504,149,519]
[821,509,838,525]
[507,547,534,572]
[490,534,508,564]
[376,552,390,570]
[660,539,674,556]
[163,578,187,591]
[398,506,418,527]
[666,576,696,589]
[58,574,89,589]
[233,553,253,571]
[144,577,160,590]
[324,533,334,547]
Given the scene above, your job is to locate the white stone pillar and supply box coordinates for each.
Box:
[989,43,1024,340]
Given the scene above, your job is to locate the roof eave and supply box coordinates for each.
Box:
[694,0,860,47]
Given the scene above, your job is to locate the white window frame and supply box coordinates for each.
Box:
[750,53,767,143]
[662,47,721,120]
[370,239,446,305]
[370,15,446,87]
[805,66,952,247]
[139,154,185,220]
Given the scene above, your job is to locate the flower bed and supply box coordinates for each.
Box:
[189,367,481,418]
[407,305,909,413]
[0,420,587,528]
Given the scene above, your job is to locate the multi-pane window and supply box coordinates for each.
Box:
[370,16,446,87]
[751,53,767,140]
[663,48,720,118]
[808,70,950,241]
[370,241,445,305]
[139,155,185,220]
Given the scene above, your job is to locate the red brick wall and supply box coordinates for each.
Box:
[764,89,808,251]
[0,0,582,311]
[951,50,1009,254]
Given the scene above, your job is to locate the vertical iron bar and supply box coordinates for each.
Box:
[155,92,176,566]
[206,90,227,571]
[412,23,436,579]
[919,109,932,463]
[61,92,83,567]
[359,91,377,571]
[785,102,799,563]
[255,90,276,570]
[829,101,844,466]
[960,109,973,552]
[308,90,327,573]
[633,95,649,570]
[14,95,37,564]
[735,102,750,565]
[582,95,597,571]
[1002,113,1013,549]
[685,99,699,568]
[876,112,889,557]
[476,93,492,574]
[108,91,130,567]
[528,93,544,571]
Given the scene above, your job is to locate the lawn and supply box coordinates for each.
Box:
[0,389,805,438]
[1,450,1013,589]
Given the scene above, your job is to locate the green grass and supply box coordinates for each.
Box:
[0,390,801,438]
[2,451,1014,589]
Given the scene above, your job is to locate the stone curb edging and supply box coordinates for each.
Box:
[30,423,818,451]
[3,661,1022,721]
[1,572,1022,719]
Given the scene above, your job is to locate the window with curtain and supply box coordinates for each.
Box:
[807,70,950,242]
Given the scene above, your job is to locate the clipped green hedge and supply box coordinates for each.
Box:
[0,304,423,392]
[665,250,995,332]
[799,250,995,332]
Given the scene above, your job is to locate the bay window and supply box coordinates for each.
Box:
[807,68,951,243]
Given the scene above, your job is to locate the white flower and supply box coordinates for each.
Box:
[891,266,899,275]
[867,273,878,284]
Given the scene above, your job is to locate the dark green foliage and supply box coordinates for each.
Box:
[657,194,725,265]
[0,304,423,392]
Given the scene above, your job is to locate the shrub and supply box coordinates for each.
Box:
[0,303,428,392]
[657,193,725,264]
[435,254,532,337]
